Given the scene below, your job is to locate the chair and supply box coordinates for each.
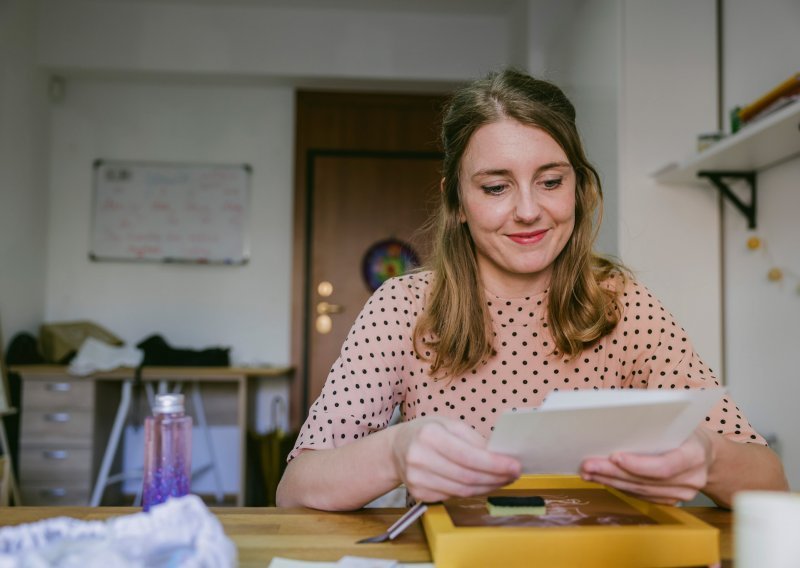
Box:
[0,320,22,505]
[0,455,8,505]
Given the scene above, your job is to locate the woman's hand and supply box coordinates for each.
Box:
[392,416,522,503]
[579,426,716,505]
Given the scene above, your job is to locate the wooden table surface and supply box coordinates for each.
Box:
[0,506,732,566]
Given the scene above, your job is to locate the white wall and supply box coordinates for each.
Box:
[0,0,48,346]
[618,0,721,370]
[45,78,294,365]
[36,0,509,82]
[721,0,800,489]
[510,0,581,77]
[545,0,620,257]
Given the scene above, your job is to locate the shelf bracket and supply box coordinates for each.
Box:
[697,170,757,229]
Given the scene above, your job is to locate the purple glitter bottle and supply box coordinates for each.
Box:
[142,393,192,511]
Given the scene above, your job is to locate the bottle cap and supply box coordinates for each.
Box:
[153,393,185,414]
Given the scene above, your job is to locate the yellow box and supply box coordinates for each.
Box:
[422,475,719,568]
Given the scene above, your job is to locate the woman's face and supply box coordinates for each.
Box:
[458,118,576,297]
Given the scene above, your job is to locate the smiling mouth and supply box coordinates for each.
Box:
[508,230,548,245]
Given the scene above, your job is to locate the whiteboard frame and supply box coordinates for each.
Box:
[0,318,9,413]
[90,159,252,265]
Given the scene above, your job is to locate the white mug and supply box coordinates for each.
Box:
[735,491,800,568]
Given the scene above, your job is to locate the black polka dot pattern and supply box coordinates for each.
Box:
[288,271,766,461]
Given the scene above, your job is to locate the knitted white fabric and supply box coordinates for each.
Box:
[0,495,236,567]
[67,337,143,376]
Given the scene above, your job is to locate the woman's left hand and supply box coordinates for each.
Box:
[579,426,716,505]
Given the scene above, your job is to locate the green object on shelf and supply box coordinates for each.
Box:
[730,106,742,134]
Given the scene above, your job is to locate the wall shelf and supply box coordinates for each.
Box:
[654,99,800,184]
[652,99,800,228]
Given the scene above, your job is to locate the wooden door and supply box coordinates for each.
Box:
[306,152,440,412]
[291,92,447,425]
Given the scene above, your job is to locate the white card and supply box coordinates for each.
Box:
[488,387,725,473]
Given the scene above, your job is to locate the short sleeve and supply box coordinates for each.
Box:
[288,276,419,461]
[618,279,766,445]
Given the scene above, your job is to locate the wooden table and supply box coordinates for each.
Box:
[0,506,733,566]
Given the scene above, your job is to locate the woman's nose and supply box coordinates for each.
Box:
[513,190,540,222]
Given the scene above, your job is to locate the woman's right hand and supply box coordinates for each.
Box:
[391,416,522,503]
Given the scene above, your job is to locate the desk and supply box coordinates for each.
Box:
[11,365,293,507]
[0,506,733,567]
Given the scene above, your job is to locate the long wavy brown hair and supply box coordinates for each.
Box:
[413,68,625,378]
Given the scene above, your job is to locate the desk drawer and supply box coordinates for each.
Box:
[20,447,92,481]
[23,378,94,410]
[21,409,93,442]
[21,482,90,506]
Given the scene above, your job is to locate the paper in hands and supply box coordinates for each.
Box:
[487,387,725,474]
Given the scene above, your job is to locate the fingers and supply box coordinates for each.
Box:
[582,431,709,484]
[580,444,708,505]
[405,467,513,503]
[608,446,704,481]
[405,435,519,487]
[584,471,700,505]
[397,418,521,502]
[433,421,521,476]
[611,428,713,482]
[583,452,705,488]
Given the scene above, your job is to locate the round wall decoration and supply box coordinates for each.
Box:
[361,238,420,292]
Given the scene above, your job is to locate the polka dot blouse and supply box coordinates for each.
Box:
[289,270,765,461]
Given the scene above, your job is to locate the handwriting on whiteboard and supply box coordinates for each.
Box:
[91,160,251,264]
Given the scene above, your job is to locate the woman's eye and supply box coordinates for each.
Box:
[542,177,563,189]
[482,184,507,195]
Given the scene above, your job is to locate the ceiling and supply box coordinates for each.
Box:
[88,0,522,15]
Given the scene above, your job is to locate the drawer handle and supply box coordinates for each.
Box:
[46,382,72,392]
[45,412,71,423]
[40,488,68,498]
[42,449,69,460]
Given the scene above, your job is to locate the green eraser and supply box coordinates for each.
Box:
[487,495,546,516]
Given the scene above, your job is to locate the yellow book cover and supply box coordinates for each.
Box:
[739,72,800,122]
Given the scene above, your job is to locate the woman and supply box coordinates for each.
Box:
[276,68,787,511]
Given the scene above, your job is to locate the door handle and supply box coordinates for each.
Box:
[316,301,344,315]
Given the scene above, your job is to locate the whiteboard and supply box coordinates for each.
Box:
[91,160,251,264]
